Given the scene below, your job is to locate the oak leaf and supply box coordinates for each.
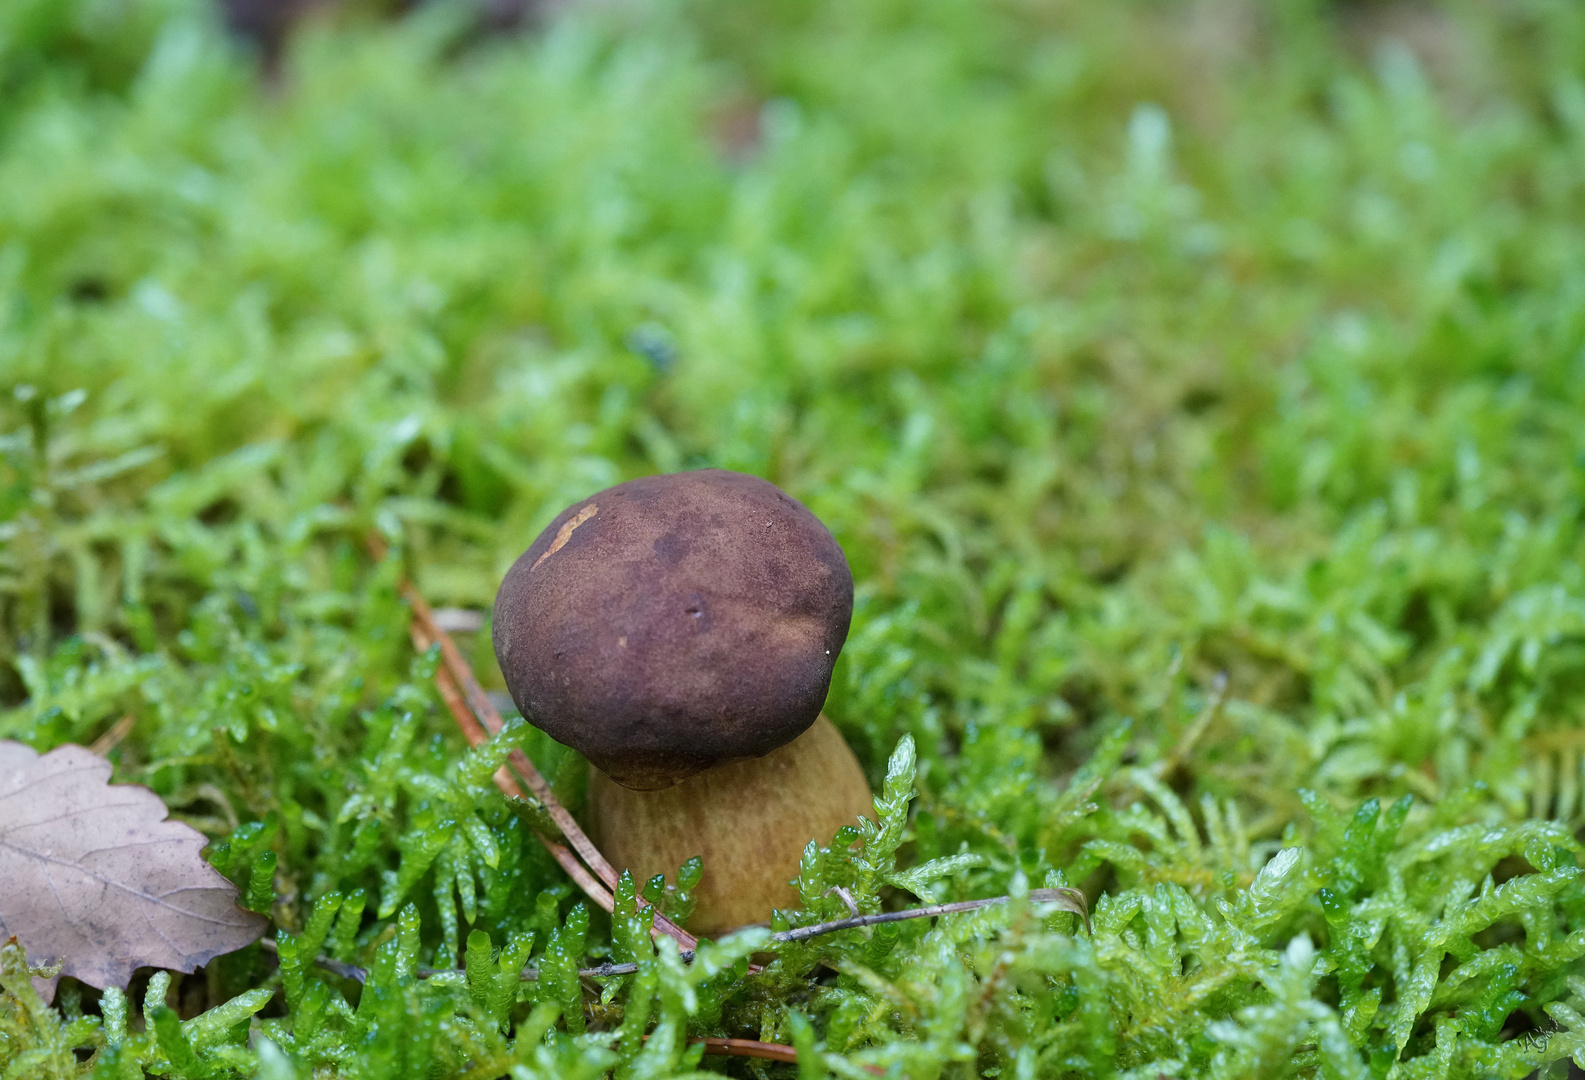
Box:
[0,741,266,1001]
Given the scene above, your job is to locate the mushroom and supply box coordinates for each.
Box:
[492,469,873,934]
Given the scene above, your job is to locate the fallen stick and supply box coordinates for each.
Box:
[89,713,136,756]
[680,1036,883,1075]
[258,885,1088,985]
[773,887,1089,942]
[367,534,695,952]
[422,650,617,916]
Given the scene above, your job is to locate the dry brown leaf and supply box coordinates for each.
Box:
[0,741,266,1002]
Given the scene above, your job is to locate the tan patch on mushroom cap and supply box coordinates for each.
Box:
[530,503,598,571]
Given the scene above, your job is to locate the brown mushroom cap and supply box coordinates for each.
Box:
[492,469,853,790]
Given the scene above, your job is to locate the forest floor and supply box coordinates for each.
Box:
[5,0,1585,1076]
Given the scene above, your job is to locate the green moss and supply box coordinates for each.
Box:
[5,0,1585,1074]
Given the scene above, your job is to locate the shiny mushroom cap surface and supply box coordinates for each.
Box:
[492,469,854,790]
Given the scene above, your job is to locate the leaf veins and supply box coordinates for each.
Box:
[0,741,266,1001]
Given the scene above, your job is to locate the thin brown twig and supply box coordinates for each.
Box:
[773,887,1090,941]
[403,598,695,950]
[367,533,696,951]
[89,714,136,756]
[415,626,616,915]
[258,885,1089,986]
[407,592,615,877]
[669,1035,885,1074]
[257,937,367,982]
[1149,671,1229,782]
[256,936,700,986]
[688,1037,799,1064]
[686,1038,882,1075]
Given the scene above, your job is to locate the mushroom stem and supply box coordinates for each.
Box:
[587,716,874,936]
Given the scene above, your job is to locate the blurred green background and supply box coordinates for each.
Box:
[6,0,1585,1076]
